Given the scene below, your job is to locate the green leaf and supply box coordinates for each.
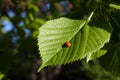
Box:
[28,13,34,21]
[86,27,111,61]
[28,4,39,12]
[38,17,111,71]
[0,72,4,80]
[109,4,120,10]
[1,16,10,21]
[87,50,107,61]
[38,17,86,71]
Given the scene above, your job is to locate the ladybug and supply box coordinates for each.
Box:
[64,41,71,47]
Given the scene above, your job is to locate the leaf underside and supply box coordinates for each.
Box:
[38,17,111,71]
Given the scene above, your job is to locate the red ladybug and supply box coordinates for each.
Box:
[65,41,71,47]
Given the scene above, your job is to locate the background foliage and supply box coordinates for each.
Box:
[0,0,120,80]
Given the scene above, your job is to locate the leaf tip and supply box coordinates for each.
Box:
[37,65,44,72]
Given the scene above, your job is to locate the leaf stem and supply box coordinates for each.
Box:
[88,11,94,21]
[87,6,98,21]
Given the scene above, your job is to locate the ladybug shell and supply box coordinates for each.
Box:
[65,41,71,47]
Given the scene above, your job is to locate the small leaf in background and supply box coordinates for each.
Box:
[28,4,39,12]
[109,4,120,10]
[0,72,5,80]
